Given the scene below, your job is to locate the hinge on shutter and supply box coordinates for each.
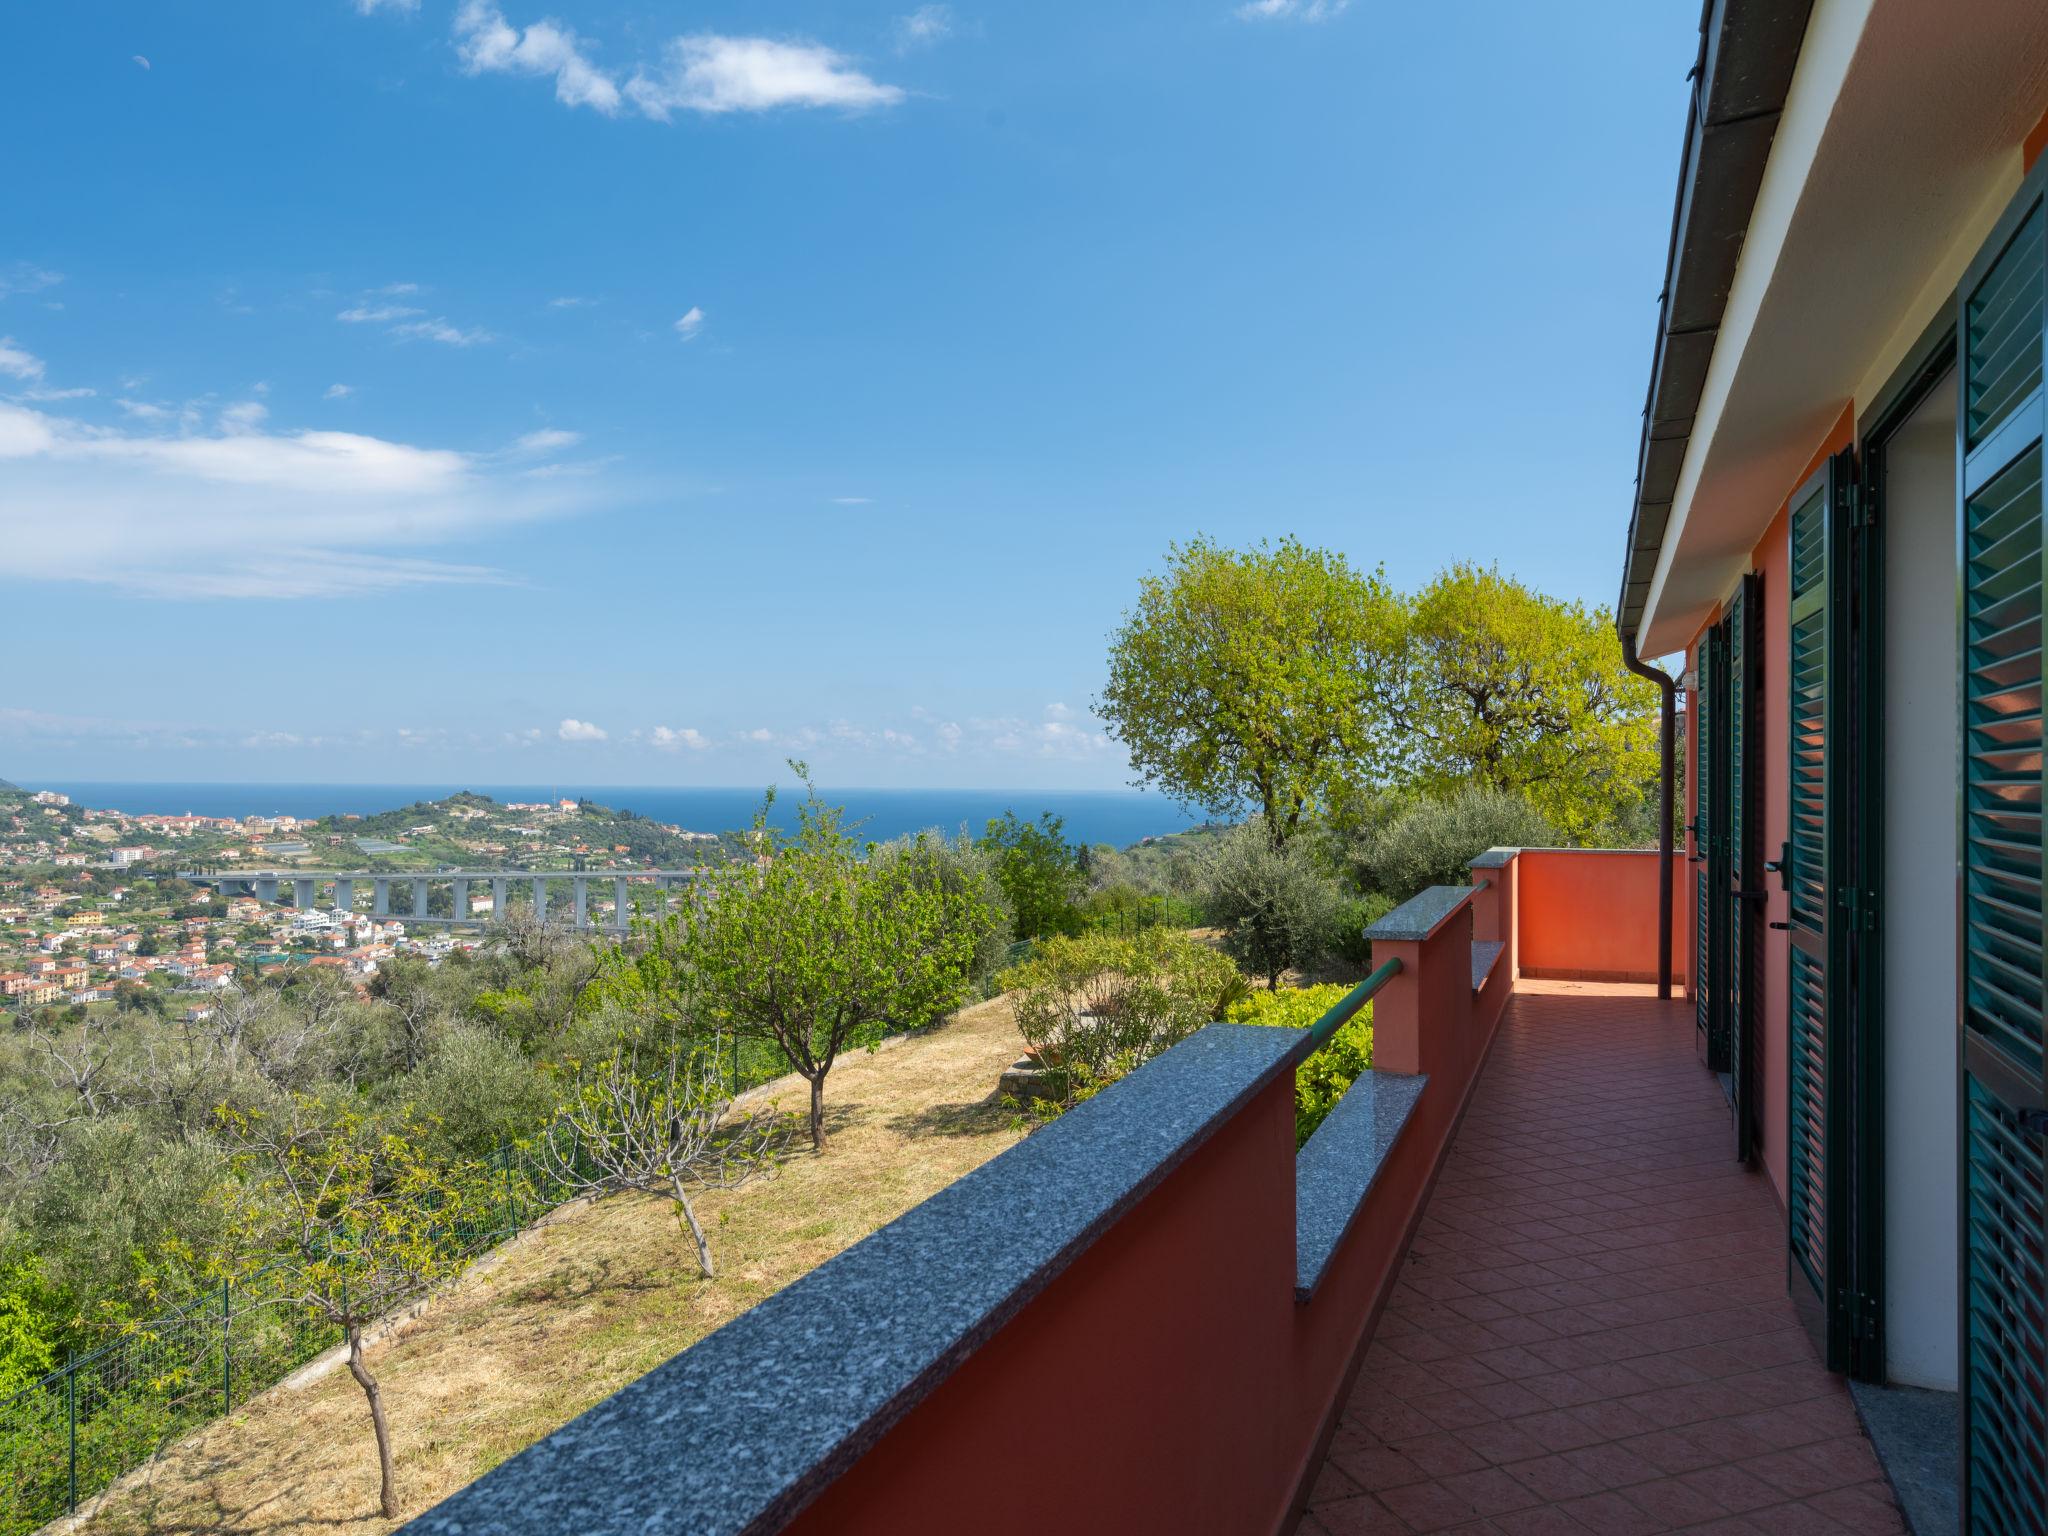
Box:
[1839,470,1867,528]
[1839,1289,1879,1340]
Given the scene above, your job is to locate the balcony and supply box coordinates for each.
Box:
[406,850,1897,1536]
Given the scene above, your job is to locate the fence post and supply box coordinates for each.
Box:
[66,1352,77,1513]
[222,1278,233,1415]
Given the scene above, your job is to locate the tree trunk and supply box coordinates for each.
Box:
[808,1072,827,1153]
[670,1174,714,1278]
[346,1326,400,1519]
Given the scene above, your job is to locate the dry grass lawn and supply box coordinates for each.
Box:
[78,997,1028,1536]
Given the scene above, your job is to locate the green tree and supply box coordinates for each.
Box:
[1348,785,1558,903]
[213,1099,481,1520]
[1099,536,1400,844]
[978,811,1085,941]
[1385,564,1660,838]
[680,769,1002,1151]
[1198,819,1344,988]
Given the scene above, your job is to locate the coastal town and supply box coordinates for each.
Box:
[0,781,735,1021]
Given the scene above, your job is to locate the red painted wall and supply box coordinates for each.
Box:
[782,1072,1305,1535]
[779,902,1508,1536]
[1515,849,1688,983]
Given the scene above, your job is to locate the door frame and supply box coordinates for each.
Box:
[1850,312,1959,1384]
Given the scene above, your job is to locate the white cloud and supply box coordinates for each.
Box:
[651,725,711,751]
[0,380,592,597]
[514,427,581,454]
[895,5,952,49]
[831,495,871,505]
[219,400,269,434]
[133,55,151,70]
[0,266,62,301]
[391,318,492,346]
[547,295,592,308]
[356,0,420,13]
[628,36,902,117]
[338,303,423,324]
[741,727,774,743]
[325,383,354,399]
[451,6,901,120]
[557,717,608,742]
[673,306,705,341]
[378,281,421,294]
[1234,0,1350,18]
[1044,701,1074,720]
[0,337,46,382]
[21,385,95,401]
[455,1,622,114]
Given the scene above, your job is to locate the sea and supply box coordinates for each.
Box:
[22,782,1202,850]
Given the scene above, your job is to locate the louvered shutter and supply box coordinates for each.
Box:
[1728,572,1763,1160]
[1958,163,2048,1536]
[1786,463,1840,1333]
[1694,634,1713,1054]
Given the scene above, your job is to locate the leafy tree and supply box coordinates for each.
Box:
[213,1098,481,1520]
[536,1012,785,1278]
[1227,983,1375,1144]
[1198,819,1345,988]
[1384,564,1660,837]
[1100,536,1399,844]
[869,831,1013,997]
[680,769,1001,1151]
[977,811,1085,940]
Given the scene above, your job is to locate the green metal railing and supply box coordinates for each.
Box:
[1304,957,1402,1053]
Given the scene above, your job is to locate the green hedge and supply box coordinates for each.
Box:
[1227,982,1374,1147]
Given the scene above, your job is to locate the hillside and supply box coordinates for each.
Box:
[76,997,1030,1535]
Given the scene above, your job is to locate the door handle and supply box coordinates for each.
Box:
[1768,921,1790,931]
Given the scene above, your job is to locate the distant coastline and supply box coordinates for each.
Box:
[19,782,1203,850]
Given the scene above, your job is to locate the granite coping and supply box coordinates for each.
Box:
[1467,846,1520,870]
[1293,1068,1427,1301]
[1363,883,1476,943]
[403,1022,1308,1536]
[1471,940,1505,992]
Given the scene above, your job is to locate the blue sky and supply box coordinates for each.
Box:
[2,0,1697,789]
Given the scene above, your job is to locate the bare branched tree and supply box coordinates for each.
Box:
[536,1018,786,1278]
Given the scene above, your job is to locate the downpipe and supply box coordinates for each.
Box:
[1619,627,1677,1000]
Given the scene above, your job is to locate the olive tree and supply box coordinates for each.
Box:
[1198,819,1345,988]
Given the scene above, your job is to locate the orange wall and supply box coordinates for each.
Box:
[1515,849,1689,984]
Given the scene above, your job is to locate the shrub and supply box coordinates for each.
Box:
[1199,820,1345,987]
[1228,983,1373,1145]
[1353,786,1555,903]
[870,831,1014,999]
[1324,892,1396,969]
[999,929,1244,1111]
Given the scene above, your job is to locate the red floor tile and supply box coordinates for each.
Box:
[1306,984,1899,1535]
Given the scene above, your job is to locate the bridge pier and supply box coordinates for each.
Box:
[573,878,589,929]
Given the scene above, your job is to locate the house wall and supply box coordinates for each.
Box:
[1683,408,1851,1211]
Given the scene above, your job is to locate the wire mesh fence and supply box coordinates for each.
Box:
[0,1036,791,1536]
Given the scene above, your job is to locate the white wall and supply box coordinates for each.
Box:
[1881,367,1959,1392]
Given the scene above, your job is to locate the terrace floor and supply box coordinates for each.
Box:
[1304,982,1901,1536]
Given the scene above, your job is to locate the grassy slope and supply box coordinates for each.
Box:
[84,997,1028,1535]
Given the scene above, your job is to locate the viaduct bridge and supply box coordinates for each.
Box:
[175,868,698,933]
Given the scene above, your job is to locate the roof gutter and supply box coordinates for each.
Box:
[1617,0,1814,645]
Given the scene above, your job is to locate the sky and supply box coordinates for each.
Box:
[2,1,1699,790]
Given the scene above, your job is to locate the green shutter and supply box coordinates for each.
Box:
[1787,474,1833,1308]
[1695,636,1714,1051]
[1728,572,1763,1161]
[1958,161,2048,1535]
